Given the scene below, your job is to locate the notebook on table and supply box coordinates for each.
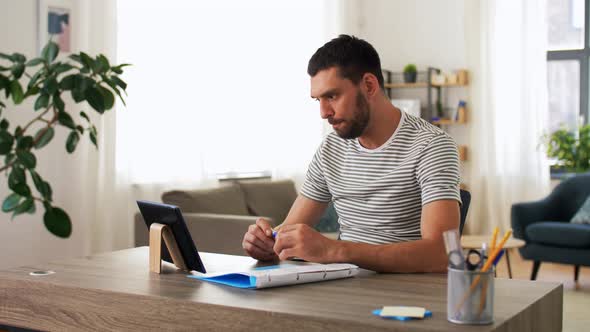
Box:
[189,262,359,289]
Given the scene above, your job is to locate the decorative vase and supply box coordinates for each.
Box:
[403,71,417,83]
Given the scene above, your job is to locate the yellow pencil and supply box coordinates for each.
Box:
[455,230,512,315]
[479,227,498,316]
[490,226,499,251]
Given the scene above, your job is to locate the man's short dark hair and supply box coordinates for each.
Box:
[307,34,384,89]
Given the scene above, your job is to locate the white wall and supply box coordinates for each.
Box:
[353,0,472,186]
[0,0,114,268]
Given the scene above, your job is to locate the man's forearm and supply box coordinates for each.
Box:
[280,195,328,228]
[330,239,448,273]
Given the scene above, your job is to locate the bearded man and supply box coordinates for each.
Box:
[242,35,461,273]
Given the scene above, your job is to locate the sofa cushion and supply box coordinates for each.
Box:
[571,196,590,224]
[525,221,590,248]
[238,180,297,223]
[161,184,250,215]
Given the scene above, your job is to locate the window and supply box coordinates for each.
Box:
[547,0,588,132]
[116,1,331,184]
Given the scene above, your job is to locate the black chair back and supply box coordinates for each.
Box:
[459,189,471,235]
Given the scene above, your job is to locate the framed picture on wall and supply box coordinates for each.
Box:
[37,0,78,55]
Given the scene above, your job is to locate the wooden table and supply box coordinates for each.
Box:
[0,247,561,331]
[461,235,526,279]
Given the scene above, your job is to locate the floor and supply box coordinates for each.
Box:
[496,250,589,332]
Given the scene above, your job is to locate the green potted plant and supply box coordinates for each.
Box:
[403,64,417,83]
[542,124,590,175]
[0,41,128,238]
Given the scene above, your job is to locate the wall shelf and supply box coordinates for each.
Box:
[384,82,428,89]
[383,67,470,172]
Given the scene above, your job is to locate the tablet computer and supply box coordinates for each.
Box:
[137,200,206,273]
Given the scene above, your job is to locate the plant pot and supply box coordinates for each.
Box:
[403,72,417,83]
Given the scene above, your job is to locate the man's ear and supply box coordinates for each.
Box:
[362,73,380,98]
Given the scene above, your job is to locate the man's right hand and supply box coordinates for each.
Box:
[242,218,278,261]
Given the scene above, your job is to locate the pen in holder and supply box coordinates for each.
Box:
[447,267,494,325]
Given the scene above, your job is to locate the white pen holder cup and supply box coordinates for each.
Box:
[447,267,494,325]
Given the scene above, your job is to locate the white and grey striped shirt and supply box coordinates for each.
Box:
[301,110,461,244]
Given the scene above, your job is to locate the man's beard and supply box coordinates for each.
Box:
[333,91,370,139]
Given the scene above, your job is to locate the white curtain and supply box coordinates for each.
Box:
[464,0,551,234]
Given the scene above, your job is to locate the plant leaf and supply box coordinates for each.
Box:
[30,170,51,200]
[14,125,23,137]
[68,54,82,64]
[0,119,8,130]
[71,88,85,102]
[98,85,115,110]
[59,74,76,90]
[104,78,126,105]
[1,193,21,212]
[23,86,39,98]
[34,93,49,110]
[0,74,10,90]
[95,54,109,73]
[66,131,80,153]
[11,53,26,63]
[44,76,58,95]
[79,111,90,122]
[10,183,31,197]
[110,76,127,90]
[89,126,98,148]
[16,136,33,150]
[0,131,14,154]
[9,80,23,104]
[26,58,45,67]
[12,197,34,219]
[80,52,94,71]
[54,63,74,74]
[42,41,59,63]
[85,86,105,113]
[11,63,25,79]
[34,127,54,149]
[28,70,42,89]
[98,55,110,69]
[58,111,76,129]
[4,153,15,165]
[111,63,131,74]
[53,94,65,113]
[0,53,14,61]
[16,150,36,169]
[43,206,72,238]
[8,166,25,189]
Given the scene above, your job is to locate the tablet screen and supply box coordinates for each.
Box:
[137,200,206,273]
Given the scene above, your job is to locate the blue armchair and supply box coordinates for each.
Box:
[511,173,590,280]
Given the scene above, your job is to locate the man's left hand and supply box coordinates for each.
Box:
[273,224,337,263]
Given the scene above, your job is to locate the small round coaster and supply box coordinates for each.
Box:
[29,270,55,276]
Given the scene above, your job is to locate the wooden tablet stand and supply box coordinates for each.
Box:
[149,223,188,273]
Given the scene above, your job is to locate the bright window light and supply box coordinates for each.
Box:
[116,0,329,184]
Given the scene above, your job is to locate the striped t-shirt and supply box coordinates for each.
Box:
[300,110,461,244]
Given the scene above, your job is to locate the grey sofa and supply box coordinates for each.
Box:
[134,179,338,256]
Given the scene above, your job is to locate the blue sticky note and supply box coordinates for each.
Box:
[372,309,432,321]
